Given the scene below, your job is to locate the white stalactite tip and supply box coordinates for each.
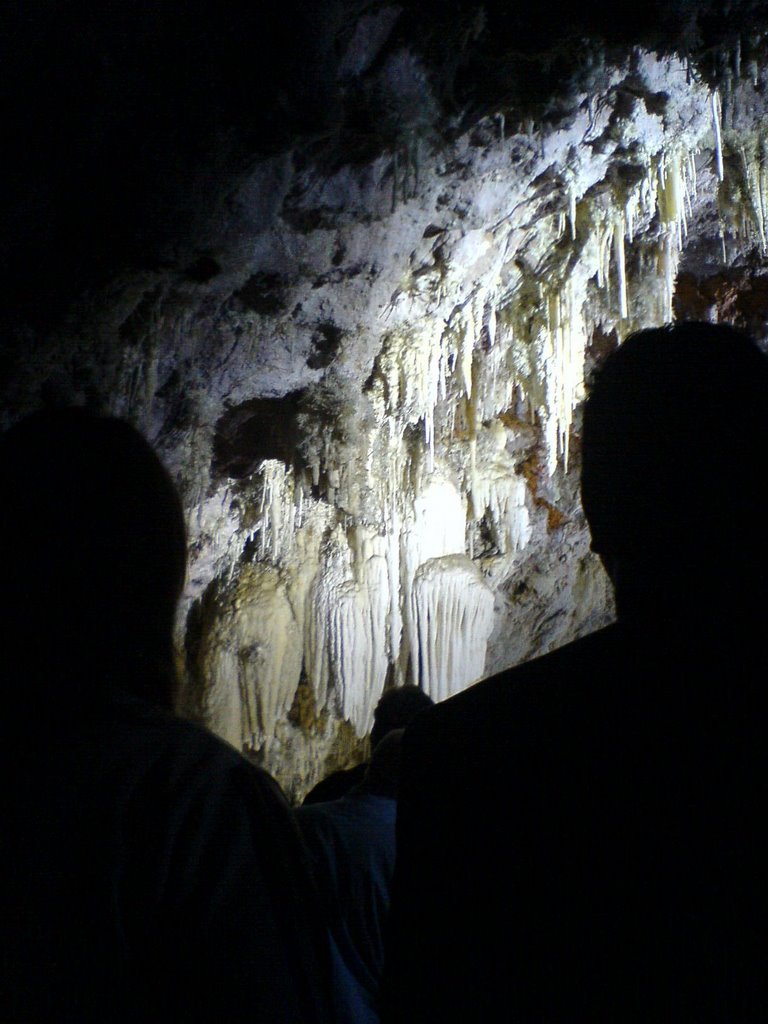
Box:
[712,90,725,182]
[613,215,628,320]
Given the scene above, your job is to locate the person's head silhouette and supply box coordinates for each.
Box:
[370,684,434,750]
[0,408,187,710]
[581,322,768,635]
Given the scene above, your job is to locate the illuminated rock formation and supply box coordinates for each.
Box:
[3,5,768,797]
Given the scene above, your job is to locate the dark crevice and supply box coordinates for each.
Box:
[212,391,306,481]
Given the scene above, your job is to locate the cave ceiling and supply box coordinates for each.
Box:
[4,1,768,797]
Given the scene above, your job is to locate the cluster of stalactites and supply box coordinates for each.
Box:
[587,145,698,328]
[372,136,708,485]
[238,452,498,735]
[305,523,391,734]
[216,74,746,748]
[532,138,702,473]
[373,322,448,470]
[467,420,531,556]
[302,471,496,728]
[655,147,699,320]
[718,118,768,258]
[541,278,588,474]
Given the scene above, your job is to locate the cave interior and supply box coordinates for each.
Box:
[3,0,768,798]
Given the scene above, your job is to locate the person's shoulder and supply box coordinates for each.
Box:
[294,790,350,852]
[398,625,624,798]
[486,621,620,699]
[106,692,259,788]
[301,762,368,805]
[297,787,396,834]
[411,624,621,741]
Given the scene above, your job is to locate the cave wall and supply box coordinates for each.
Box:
[4,4,768,799]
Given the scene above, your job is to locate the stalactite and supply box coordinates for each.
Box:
[712,90,725,182]
[614,214,628,320]
[541,278,588,473]
[411,554,495,703]
[199,564,303,751]
[733,137,768,254]
[656,148,693,322]
[347,525,391,730]
[376,325,448,470]
[468,421,530,556]
[257,459,295,562]
[400,474,467,687]
[195,52,755,760]
[305,523,390,732]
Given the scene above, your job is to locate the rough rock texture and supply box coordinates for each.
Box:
[4,3,768,798]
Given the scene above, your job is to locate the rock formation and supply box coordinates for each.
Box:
[4,2,768,797]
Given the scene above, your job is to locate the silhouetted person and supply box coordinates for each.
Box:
[303,685,433,805]
[296,729,405,1024]
[383,323,768,1022]
[0,408,330,1023]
